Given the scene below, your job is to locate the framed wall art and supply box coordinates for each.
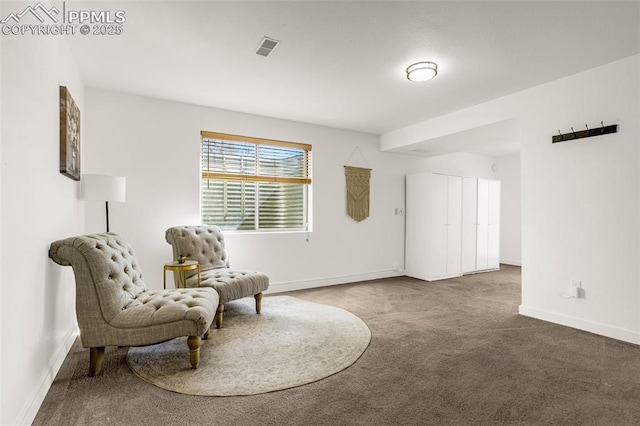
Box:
[59,86,81,181]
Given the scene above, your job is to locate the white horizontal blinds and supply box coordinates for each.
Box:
[201,131,311,231]
[258,182,305,229]
[204,139,256,175]
[201,180,256,230]
[257,144,310,182]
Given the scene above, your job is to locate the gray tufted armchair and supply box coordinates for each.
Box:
[165,225,269,329]
[49,233,218,376]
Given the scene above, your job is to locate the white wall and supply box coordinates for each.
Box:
[1,34,84,425]
[0,13,4,420]
[417,152,495,179]
[494,153,521,265]
[83,88,427,292]
[519,55,639,343]
[381,54,640,345]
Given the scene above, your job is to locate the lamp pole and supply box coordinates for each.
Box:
[105,201,110,232]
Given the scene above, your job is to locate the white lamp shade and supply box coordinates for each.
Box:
[81,174,126,202]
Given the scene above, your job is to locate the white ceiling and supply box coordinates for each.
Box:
[68,1,640,139]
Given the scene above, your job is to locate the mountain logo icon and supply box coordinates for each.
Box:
[1,2,59,24]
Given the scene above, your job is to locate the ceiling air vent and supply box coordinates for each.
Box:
[255,37,280,57]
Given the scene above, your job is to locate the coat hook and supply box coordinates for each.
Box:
[601,121,605,128]
[585,124,589,131]
[558,130,562,136]
[571,127,575,134]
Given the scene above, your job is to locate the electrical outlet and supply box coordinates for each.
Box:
[571,280,582,298]
[570,286,578,298]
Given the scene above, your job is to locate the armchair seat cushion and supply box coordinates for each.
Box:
[113,288,217,330]
[186,268,269,305]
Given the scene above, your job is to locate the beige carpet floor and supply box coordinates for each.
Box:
[34,265,640,425]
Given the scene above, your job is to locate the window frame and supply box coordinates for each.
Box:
[200,131,312,233]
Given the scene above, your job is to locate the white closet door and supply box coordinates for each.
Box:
[446,175,462,276]
[406,172,488,282]
[461,177,478,273]
[405,173,431,280]
[487,180,501,270]
[476,178,489,270]
[431,173,449,279]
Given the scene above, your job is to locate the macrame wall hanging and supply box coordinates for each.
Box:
[344,147,372,222]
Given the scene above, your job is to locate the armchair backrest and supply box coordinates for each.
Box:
[165,225,230,271]
[49,233,147,325]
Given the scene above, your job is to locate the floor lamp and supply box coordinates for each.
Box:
[81,174,127,232]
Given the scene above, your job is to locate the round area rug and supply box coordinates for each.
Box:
[126,296,371,396]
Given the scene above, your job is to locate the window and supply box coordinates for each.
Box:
[201,131,312,232]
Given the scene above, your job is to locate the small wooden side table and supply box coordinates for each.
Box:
[163,260,200,289]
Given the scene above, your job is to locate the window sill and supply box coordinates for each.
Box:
[222,229,311,236]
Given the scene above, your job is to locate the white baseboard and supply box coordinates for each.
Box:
[500,258,522,266]
[17,326,78,425]
[519,305,640,346]
[268,270,404,293]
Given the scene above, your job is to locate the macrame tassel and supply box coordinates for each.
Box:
[345,166,372,222]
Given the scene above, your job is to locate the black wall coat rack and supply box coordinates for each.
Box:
[553,122,617,143]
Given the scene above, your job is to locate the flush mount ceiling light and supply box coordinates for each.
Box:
[406,61,438,82]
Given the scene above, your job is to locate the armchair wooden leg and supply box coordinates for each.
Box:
[89,347,105,377]
[204,327,211,340]
[215,304,225,329]
[187,336,201,369]
[255,293,263,314]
